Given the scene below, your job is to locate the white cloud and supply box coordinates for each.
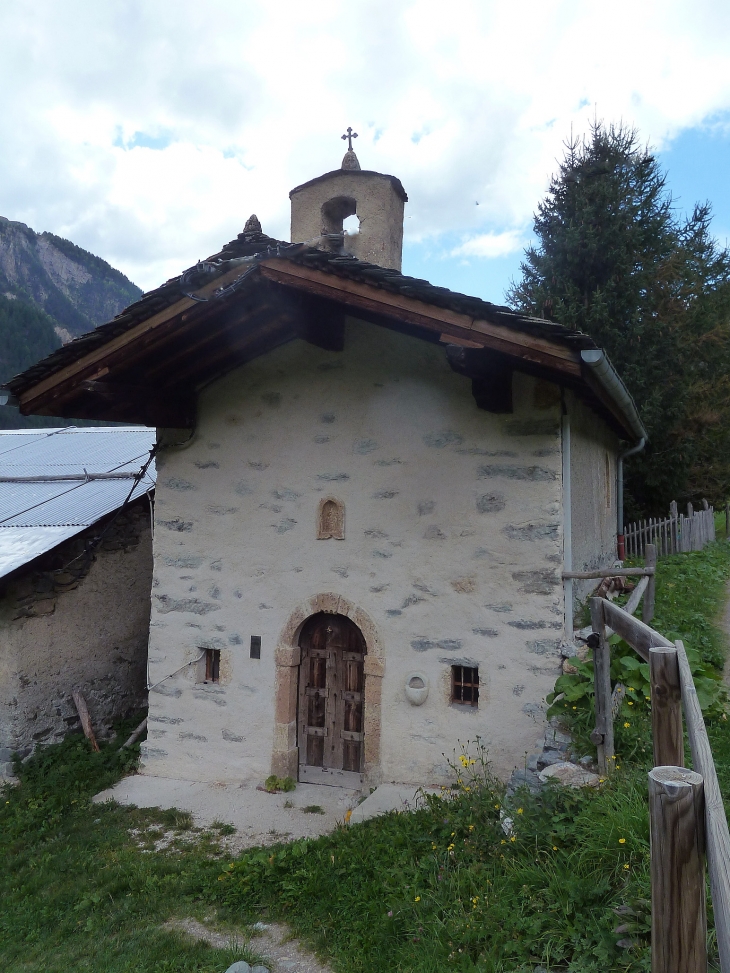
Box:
[0,0,728,291]
[449,230,525,260]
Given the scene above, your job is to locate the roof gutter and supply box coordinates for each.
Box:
[580,349,647,443]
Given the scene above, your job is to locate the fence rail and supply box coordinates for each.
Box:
[589,596,730,972]
[624,500,715,558]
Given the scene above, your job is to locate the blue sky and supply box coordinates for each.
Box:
[0,1,729,298]
[404,120,730,305]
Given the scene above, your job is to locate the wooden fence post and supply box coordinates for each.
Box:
[589,597,614,775]
[649,766,706,973]
[649,647,683,767]
[643,543,657,624]
[725,502,729,540]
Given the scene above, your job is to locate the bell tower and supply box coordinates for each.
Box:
[289,129,408,271]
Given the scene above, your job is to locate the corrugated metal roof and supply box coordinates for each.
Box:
[0,427,155,579]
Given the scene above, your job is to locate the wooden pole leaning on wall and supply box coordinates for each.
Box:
[589,598,614,775]
[649,766,706,973]
[649,646,683,768]
[72,690,100,753]
[642,542,657,624]
[725,501,729,540]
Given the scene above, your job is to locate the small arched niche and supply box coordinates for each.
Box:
[317,496,345,540]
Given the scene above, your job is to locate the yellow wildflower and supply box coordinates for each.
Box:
[623,722,630,728]
[618,838,626,844]
[517,808,523,815]
[415,895,421,902]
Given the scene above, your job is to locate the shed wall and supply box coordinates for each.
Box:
[0,504,151,777]
[567,391,620,605]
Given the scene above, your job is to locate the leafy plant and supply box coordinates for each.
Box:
[264,775,296,793]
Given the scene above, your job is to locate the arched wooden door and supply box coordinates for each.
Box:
[298,612,366,786]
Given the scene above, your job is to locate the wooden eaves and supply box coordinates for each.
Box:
[8,251,636,438]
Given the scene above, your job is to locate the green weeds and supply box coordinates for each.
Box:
[0,718,264,973]
[215,754,652,972]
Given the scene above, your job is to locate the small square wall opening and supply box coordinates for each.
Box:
[452,665,479,706]
[250,636,261,659]
[204,649,220,683]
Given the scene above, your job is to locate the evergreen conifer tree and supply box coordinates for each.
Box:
[508,122,730,514]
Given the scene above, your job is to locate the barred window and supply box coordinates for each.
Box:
[451,665,479,706]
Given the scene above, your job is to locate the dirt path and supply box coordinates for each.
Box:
[165,917,333,973]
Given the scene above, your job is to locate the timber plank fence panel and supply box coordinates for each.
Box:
[624,500,715,558]
[589,596,730,972]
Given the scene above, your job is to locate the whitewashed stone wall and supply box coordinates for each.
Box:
[143,320,570,785]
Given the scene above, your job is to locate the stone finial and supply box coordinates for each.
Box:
[341,150,361,171]
[243,214,262,234]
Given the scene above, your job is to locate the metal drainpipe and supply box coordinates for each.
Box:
[561,414,573,640]
[617,437,646,560]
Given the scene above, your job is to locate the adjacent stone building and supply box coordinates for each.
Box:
[4,148,645,787]
[0,428,155,777]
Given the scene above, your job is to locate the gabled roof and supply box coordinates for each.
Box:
[3,227,646,442]
[0,426,155,579]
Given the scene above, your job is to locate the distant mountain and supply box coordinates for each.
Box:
[0,216,142,342]
[0,217,143,429]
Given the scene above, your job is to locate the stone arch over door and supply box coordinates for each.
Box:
[272,593,384,785]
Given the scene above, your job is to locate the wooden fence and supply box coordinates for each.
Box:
[589,594,730,973]
[624,500,716,558]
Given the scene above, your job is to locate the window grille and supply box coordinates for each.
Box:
[451,665,479,706]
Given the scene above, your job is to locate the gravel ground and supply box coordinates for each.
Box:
[93,774,359,854]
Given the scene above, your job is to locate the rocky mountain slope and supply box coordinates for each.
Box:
[0,217,143,429]
[0,216,142,343]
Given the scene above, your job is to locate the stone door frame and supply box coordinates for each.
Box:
[272,593,384,785]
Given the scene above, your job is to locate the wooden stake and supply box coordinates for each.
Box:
[121,717,147,749]
[643,543,657,624]
[590,598,614,774]
[72,691,100,752]
[649,766,706,973]
[649,647,683,768]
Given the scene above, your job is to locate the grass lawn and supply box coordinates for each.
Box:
[0,728,264,973]
[3,536,730,972]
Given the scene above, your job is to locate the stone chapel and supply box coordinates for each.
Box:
[5,141,646,786]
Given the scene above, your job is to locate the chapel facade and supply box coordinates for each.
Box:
[5,143,645,787]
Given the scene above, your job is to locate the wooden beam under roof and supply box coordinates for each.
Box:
[17,254,586,422]
[17,261,257,414]
[257,259,582,377]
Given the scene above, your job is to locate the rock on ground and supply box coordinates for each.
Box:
[538,761,601,788]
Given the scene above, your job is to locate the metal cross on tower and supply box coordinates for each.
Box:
[341,127,358,151]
